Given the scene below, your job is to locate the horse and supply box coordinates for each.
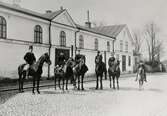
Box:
[95,55,107,90]
[18,53,51,94]
[108,60,120,89]
[72,56,88,90]
[54,58,74,91]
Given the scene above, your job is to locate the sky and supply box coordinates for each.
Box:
[2,0,167,60]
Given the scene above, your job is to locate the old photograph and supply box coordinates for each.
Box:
[0,0,167,115]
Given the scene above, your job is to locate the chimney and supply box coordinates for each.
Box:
[85,10,91,28]
[60,6,64,10]
[46,10,52,13]
[12,0,21,7]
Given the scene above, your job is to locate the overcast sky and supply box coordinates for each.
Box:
[2,0,167,60]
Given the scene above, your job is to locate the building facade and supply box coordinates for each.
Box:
[0,2,134,78]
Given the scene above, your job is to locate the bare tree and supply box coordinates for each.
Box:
[144,22,161,62]
[133,30,143,55]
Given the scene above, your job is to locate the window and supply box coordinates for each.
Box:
[0,16,7,39]
[107,41,110,52]
[34,25,42,43]
[79,35,84,49]
[60,31,66,46]
[129,56,131,66]
[120,40,123,52]
[125,41,128,52]
[95,38,98,50]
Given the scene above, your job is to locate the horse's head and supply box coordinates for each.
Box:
[43,53,51,65]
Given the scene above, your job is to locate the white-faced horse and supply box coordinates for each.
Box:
[54,58,74,91]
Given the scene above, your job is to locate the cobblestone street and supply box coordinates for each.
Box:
[1,73,167,116]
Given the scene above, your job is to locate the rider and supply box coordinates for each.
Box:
[95,51,102,64]
[108,53,115,67]
[24,45,36,76]
[75,50,83,64]
[58,52,66,67]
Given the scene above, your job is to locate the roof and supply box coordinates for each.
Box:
[0,1,64,21]
[42,9,65,20]
[92,24,126,38]
[76,24,115,39]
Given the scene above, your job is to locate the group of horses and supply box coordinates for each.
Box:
[18,52,145,94]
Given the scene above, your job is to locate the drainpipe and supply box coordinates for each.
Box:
[112,38,116,55]
[74,30,80,57]
[47,21,52,79]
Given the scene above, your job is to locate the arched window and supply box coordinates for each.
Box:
[95,38,98,50]
[79,35,84,49]
[34,25,42,43]
[107,41,110,52]
[60,31,66,46]
[0,16,7,39]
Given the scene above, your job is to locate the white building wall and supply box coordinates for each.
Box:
[114,27,134,73]
[0,8,50,78]
[0,41,49,78]
[0,8,49,43]
[51,23,75,47]
[76,31,114,74]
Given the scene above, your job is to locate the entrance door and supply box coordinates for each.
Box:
[122,55,126,72]
[55,48,70,66]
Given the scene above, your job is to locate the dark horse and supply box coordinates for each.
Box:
[108,60,120,89]
[18,53,51,94]
[54,58,74,91]
[95,55,107,90]
[73,56,88,90]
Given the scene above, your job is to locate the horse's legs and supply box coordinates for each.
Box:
[62,76,65,91]
[54,74,57,90]
[18,73,22,92]
[77,75,80,90]
[109,75,112,88]
[116,76,119,90]
[21,71,26,92]
[139,80,143,90]
[100,75,103,90]
[112,75,116,89]
[66,76,68,90]
[96,75,99,89]
[81,74,84,90]
[58,76,61,89]
[37,76,41,94]
[32,75,36,94]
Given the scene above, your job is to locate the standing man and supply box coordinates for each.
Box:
[24,45,36,76]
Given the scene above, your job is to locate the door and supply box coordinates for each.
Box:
[55,48,70,66]
[122,55,126,72]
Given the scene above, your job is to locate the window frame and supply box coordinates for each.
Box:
[79,35,84,49]
[0,16,7,39]
[34,25,43,43]
[60,31,66,46]
[94,38,98,50]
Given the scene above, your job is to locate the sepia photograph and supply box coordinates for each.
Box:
[0,0,167,115]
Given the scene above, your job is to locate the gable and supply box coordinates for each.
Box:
[52,10,76,28]
[117,26,133,45]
